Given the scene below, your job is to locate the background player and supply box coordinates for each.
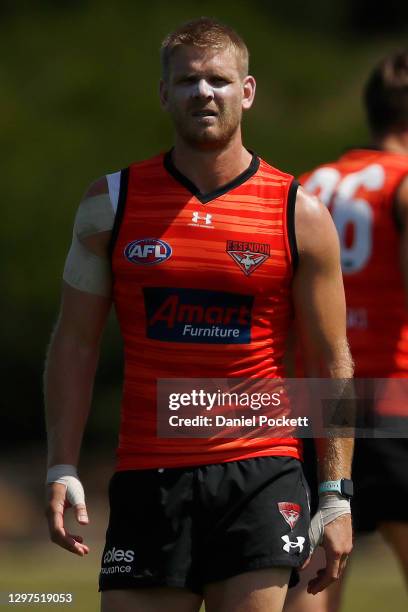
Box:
[285,49,408,612]
[44,18,353,612]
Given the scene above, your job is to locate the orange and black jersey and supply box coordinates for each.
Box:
[110,151,301,469]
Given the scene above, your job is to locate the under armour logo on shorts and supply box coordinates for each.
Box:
[281,535,305,553]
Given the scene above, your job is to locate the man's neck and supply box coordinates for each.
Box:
[171,134,253,194]
[375,132,408,155]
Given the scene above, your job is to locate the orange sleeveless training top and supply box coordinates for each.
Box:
[300,149,408,380]
[111,151,301,469]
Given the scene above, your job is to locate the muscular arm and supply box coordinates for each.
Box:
[45,176,113,465]
[44,177,113,555]
[45,284,112,467]
[292,186,354,592]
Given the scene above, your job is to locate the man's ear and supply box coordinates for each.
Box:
[242,75,256,111]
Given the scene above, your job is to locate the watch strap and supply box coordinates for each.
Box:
[318,479,353,498]
[318,480,342,495]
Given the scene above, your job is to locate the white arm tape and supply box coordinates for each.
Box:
[46,464,86,507]
[62,191,115,297]
[308,493,351,554]
[63,234,112,297]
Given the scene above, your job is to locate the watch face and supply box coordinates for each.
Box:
[341,479,354,497]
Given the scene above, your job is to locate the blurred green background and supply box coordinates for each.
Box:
[1,1,408,610]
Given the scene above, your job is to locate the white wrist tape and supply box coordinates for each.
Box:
[319,493,351,526]
[46,464,86,507]
[308,493,351,554]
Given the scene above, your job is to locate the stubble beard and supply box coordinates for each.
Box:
[172,107,242,152]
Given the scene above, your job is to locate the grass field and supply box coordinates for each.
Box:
[0,534,406,612]
[341,534,407,611]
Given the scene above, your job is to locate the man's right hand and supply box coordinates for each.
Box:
[46,482,90,556]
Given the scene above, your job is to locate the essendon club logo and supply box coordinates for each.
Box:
[278,502,301,530]
[226,240,270,276]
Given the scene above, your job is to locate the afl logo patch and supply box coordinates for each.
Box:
[124,238,172,265]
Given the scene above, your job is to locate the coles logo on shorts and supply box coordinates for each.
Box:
[100,547,135,576]
[143,287,253,344]
[103,547,135,564]
[124,238,172,265]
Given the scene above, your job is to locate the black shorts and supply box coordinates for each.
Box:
[352,436,408,532]
[99,456,311,594]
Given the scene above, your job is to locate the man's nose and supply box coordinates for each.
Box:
[194,79,214,99]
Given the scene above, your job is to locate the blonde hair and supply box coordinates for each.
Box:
[161,17,249,80]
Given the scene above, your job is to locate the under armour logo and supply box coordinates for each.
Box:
[192,212,212,225]
[281,535,305,553]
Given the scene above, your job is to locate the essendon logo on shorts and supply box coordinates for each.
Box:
[143,287,253,344]
[278,502,301,530]
[226,240,270,276]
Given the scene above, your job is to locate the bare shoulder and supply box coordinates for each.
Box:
[295,186,340,261]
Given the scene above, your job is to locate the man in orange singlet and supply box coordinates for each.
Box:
[285,50,408,612]
[44,18,353,612]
